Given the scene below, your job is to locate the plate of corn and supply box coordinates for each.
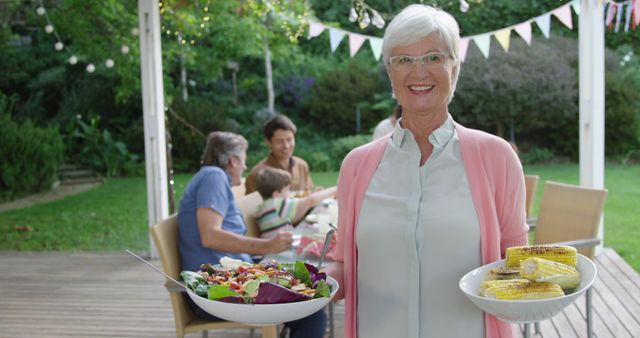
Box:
[459,245,597,323]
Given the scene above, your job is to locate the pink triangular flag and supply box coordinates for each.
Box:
[308,21,325,39]
[514,22,532,45]
[553,4,573,29]
[634,0,640,26]
[459,38,470,62]
[348,33,366,57]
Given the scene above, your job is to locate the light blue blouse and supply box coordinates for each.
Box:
[356,115,484,338]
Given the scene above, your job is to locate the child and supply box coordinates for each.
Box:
[254,167,337,239]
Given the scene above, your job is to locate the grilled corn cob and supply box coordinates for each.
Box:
[479,279,530,297]
[505,245,577,268]
[520,257,580,290]
[488,267,521,280]
[484,281,564,300]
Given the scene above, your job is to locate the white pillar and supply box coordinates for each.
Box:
[579,0,605,253]
[138,0,168,259]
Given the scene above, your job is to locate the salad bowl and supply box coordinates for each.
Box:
[458,254,596,323]
[187,275,339,325]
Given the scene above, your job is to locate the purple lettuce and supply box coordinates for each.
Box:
[303,263,327,287]
[254,282,311,304]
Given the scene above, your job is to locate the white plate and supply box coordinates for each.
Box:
[187,276,339,325]
[459,254,597,323]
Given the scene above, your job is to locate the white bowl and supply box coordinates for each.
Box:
[459,254,597,323]
[187,276,339,325]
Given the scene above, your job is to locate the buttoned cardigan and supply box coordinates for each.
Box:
[327,122,529,338]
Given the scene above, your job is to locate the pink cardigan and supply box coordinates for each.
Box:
[326,123,529,338]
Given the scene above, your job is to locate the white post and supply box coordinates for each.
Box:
[579,0,605,254]
[138,0,168,259]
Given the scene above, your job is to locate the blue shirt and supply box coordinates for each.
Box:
[178,166,252,271]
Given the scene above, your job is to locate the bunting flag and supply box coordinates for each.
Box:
[473,34,491,58]
[308,21,324,39]
[307,0,636,63]
[514,22,532,45]
[553,4,573,29]
[494,28,511,51]
[369,37,383,60]
[459,38,470,62]
[329,28,345,52]
[535,14,551,38]
[349,33,366,57]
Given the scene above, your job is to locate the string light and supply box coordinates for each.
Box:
[349,0,385,30]
[460,0,470,13]
[35,0,137,74]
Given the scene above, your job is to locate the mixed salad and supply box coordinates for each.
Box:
[181,257,332,304]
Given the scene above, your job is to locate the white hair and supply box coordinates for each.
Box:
[382,4,461,103]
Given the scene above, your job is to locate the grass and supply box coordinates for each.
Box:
[1,164,638,272]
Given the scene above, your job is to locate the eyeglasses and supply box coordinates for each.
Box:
[388,52,452,71]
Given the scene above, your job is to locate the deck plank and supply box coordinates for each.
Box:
[1,250,639,338]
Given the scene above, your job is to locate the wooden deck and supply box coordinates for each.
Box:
[0,248,638,338]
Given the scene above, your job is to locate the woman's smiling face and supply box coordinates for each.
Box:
[388,34,453,116]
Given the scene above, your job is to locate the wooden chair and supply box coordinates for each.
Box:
[231,178,247,200]
[149,214,277,338]
[235,191,263,238]
[524,181,608,338]
[524,174,540,219]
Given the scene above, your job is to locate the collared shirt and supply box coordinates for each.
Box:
[177,166,252,271]
[356,115,484,338]
[245,153,314,194]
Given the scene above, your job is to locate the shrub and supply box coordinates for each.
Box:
[301,59,388,136]
[68,117,140,177]
[330,134,372,170]
[0,112,63,200]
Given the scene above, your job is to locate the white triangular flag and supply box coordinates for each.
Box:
[535,14,551,38]
[349,33,366,57]
[459,38,470,62]
[329,28,346,52]
[369,37,383,60]
[514,22,532,45]
[494,28,511,52]
[571,0,581,16]
[472,34,491,58]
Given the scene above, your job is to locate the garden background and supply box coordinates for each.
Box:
[1,1,639,269]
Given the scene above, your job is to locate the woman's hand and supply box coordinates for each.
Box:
[266,231,293,253]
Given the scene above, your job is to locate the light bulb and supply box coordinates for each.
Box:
[121,45,130,54]
[86,64,95,73]
[348,7,357,22]
[359,12,370,29]
[131,27,139,36]
[460,0,470,13]
[55,42,64,51]
[105,59,114,68]
[36,7,46,16]
[69,56,78,65]
[45,25,54,33]
[371,10,385,29]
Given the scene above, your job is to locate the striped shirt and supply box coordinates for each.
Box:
[254,197,300,238]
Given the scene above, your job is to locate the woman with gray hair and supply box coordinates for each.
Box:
[327,4,527,338]
[178,131,327,337]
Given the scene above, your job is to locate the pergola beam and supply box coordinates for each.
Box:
[138,0,168,259]
[579,0,605,253]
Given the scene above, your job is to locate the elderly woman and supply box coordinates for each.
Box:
[178,131,326,338]
[326,5,528,338]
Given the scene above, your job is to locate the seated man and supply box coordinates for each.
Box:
[177,131,326,338]
[253,167,337,239]
[245,115,314,194]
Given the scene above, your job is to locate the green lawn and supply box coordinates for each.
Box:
[1,164,638,272]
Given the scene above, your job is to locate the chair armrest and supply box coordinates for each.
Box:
[164,280,186,293]
[548,238,601,248]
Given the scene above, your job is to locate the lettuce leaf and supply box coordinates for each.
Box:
[313,279,331,299]
[254,282,311,304]
[207,284,239,300]
[293,261,312,286]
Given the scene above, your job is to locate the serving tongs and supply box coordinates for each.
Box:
[126,249,188,293]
